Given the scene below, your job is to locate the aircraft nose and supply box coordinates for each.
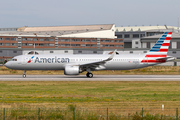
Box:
[4,62,10,68]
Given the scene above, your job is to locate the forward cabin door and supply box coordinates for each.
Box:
[22,56,27,65]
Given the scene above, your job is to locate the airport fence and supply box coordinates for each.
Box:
[0,107,180,120]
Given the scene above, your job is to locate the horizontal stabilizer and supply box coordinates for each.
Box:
[156,56,175,61]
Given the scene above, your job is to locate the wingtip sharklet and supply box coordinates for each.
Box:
[106,49,117,61]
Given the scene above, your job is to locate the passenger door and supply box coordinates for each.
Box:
[22,56,28,65]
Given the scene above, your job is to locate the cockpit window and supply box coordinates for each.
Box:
[28,51,34,54]
[12,59,17,61]
[35,52,39,54]
[28,51,39,55]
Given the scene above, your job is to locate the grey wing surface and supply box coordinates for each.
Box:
[72,49,117,71]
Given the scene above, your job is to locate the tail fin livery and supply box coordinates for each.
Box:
[141,32,172,63]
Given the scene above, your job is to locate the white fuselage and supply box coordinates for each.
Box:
[5,54,156,71]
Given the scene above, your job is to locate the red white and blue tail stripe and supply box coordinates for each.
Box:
[141,32,172,63]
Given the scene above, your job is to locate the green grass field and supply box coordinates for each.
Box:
[1,66,180,119]
[1,81,180,119]
[0,81,180,109]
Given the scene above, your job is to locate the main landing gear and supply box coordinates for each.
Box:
[23,70,26,78]
[86,72,93,78]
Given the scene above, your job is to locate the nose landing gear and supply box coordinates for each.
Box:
[23,70,26,78]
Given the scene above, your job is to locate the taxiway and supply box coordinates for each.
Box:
[0,75,179,81]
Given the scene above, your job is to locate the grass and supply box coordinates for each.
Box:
[0,81,180,119]
[1,66,180,119]
[3,107,177,120]
[0,81,180,109]
[1,65,180,75]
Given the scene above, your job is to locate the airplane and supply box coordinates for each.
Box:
[5,32,175,78]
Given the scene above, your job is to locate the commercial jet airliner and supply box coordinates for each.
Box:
[5,32,175,78]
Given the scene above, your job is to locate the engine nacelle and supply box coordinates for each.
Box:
[64,65,80,75]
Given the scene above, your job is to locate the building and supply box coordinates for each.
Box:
[115,25,180,54]
[115,25,179,48]
[0,27,18,33]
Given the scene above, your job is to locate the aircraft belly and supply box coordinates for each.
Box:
[136,63,156,69]
[105,62,138,70]
[18,63,64,70]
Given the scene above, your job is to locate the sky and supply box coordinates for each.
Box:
[0,0,180,28]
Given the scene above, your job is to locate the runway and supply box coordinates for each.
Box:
[0,75,179,81]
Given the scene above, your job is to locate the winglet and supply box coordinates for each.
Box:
[106,49,117,61]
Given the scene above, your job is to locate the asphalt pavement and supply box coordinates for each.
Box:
[0,75,179,81]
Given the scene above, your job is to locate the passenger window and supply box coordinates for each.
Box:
[35,52,39,55]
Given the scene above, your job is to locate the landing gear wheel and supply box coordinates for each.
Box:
[23,74,26,78]
[23,70,26,78]
[86,73,93,78]
[88,73,93,78]
[86,73,89,77]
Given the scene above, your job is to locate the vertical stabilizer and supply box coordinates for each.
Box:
[141,32,172,63]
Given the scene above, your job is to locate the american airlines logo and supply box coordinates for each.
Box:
[27,56,35,63]
[34,57,69,63]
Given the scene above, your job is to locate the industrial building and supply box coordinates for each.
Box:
[115,25,179,48]
[115,26,179,52]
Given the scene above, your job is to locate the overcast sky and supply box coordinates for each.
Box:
[0,0,180,28]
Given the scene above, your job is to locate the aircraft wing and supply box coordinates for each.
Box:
[74,49,117,70]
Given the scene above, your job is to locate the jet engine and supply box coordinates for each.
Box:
[64,65,80,75]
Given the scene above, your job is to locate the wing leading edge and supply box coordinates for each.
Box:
[72,49,117,71]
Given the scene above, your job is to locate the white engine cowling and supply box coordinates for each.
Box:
[64,65,80,75]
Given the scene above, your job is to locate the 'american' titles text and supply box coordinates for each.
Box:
[34,57,69,63]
